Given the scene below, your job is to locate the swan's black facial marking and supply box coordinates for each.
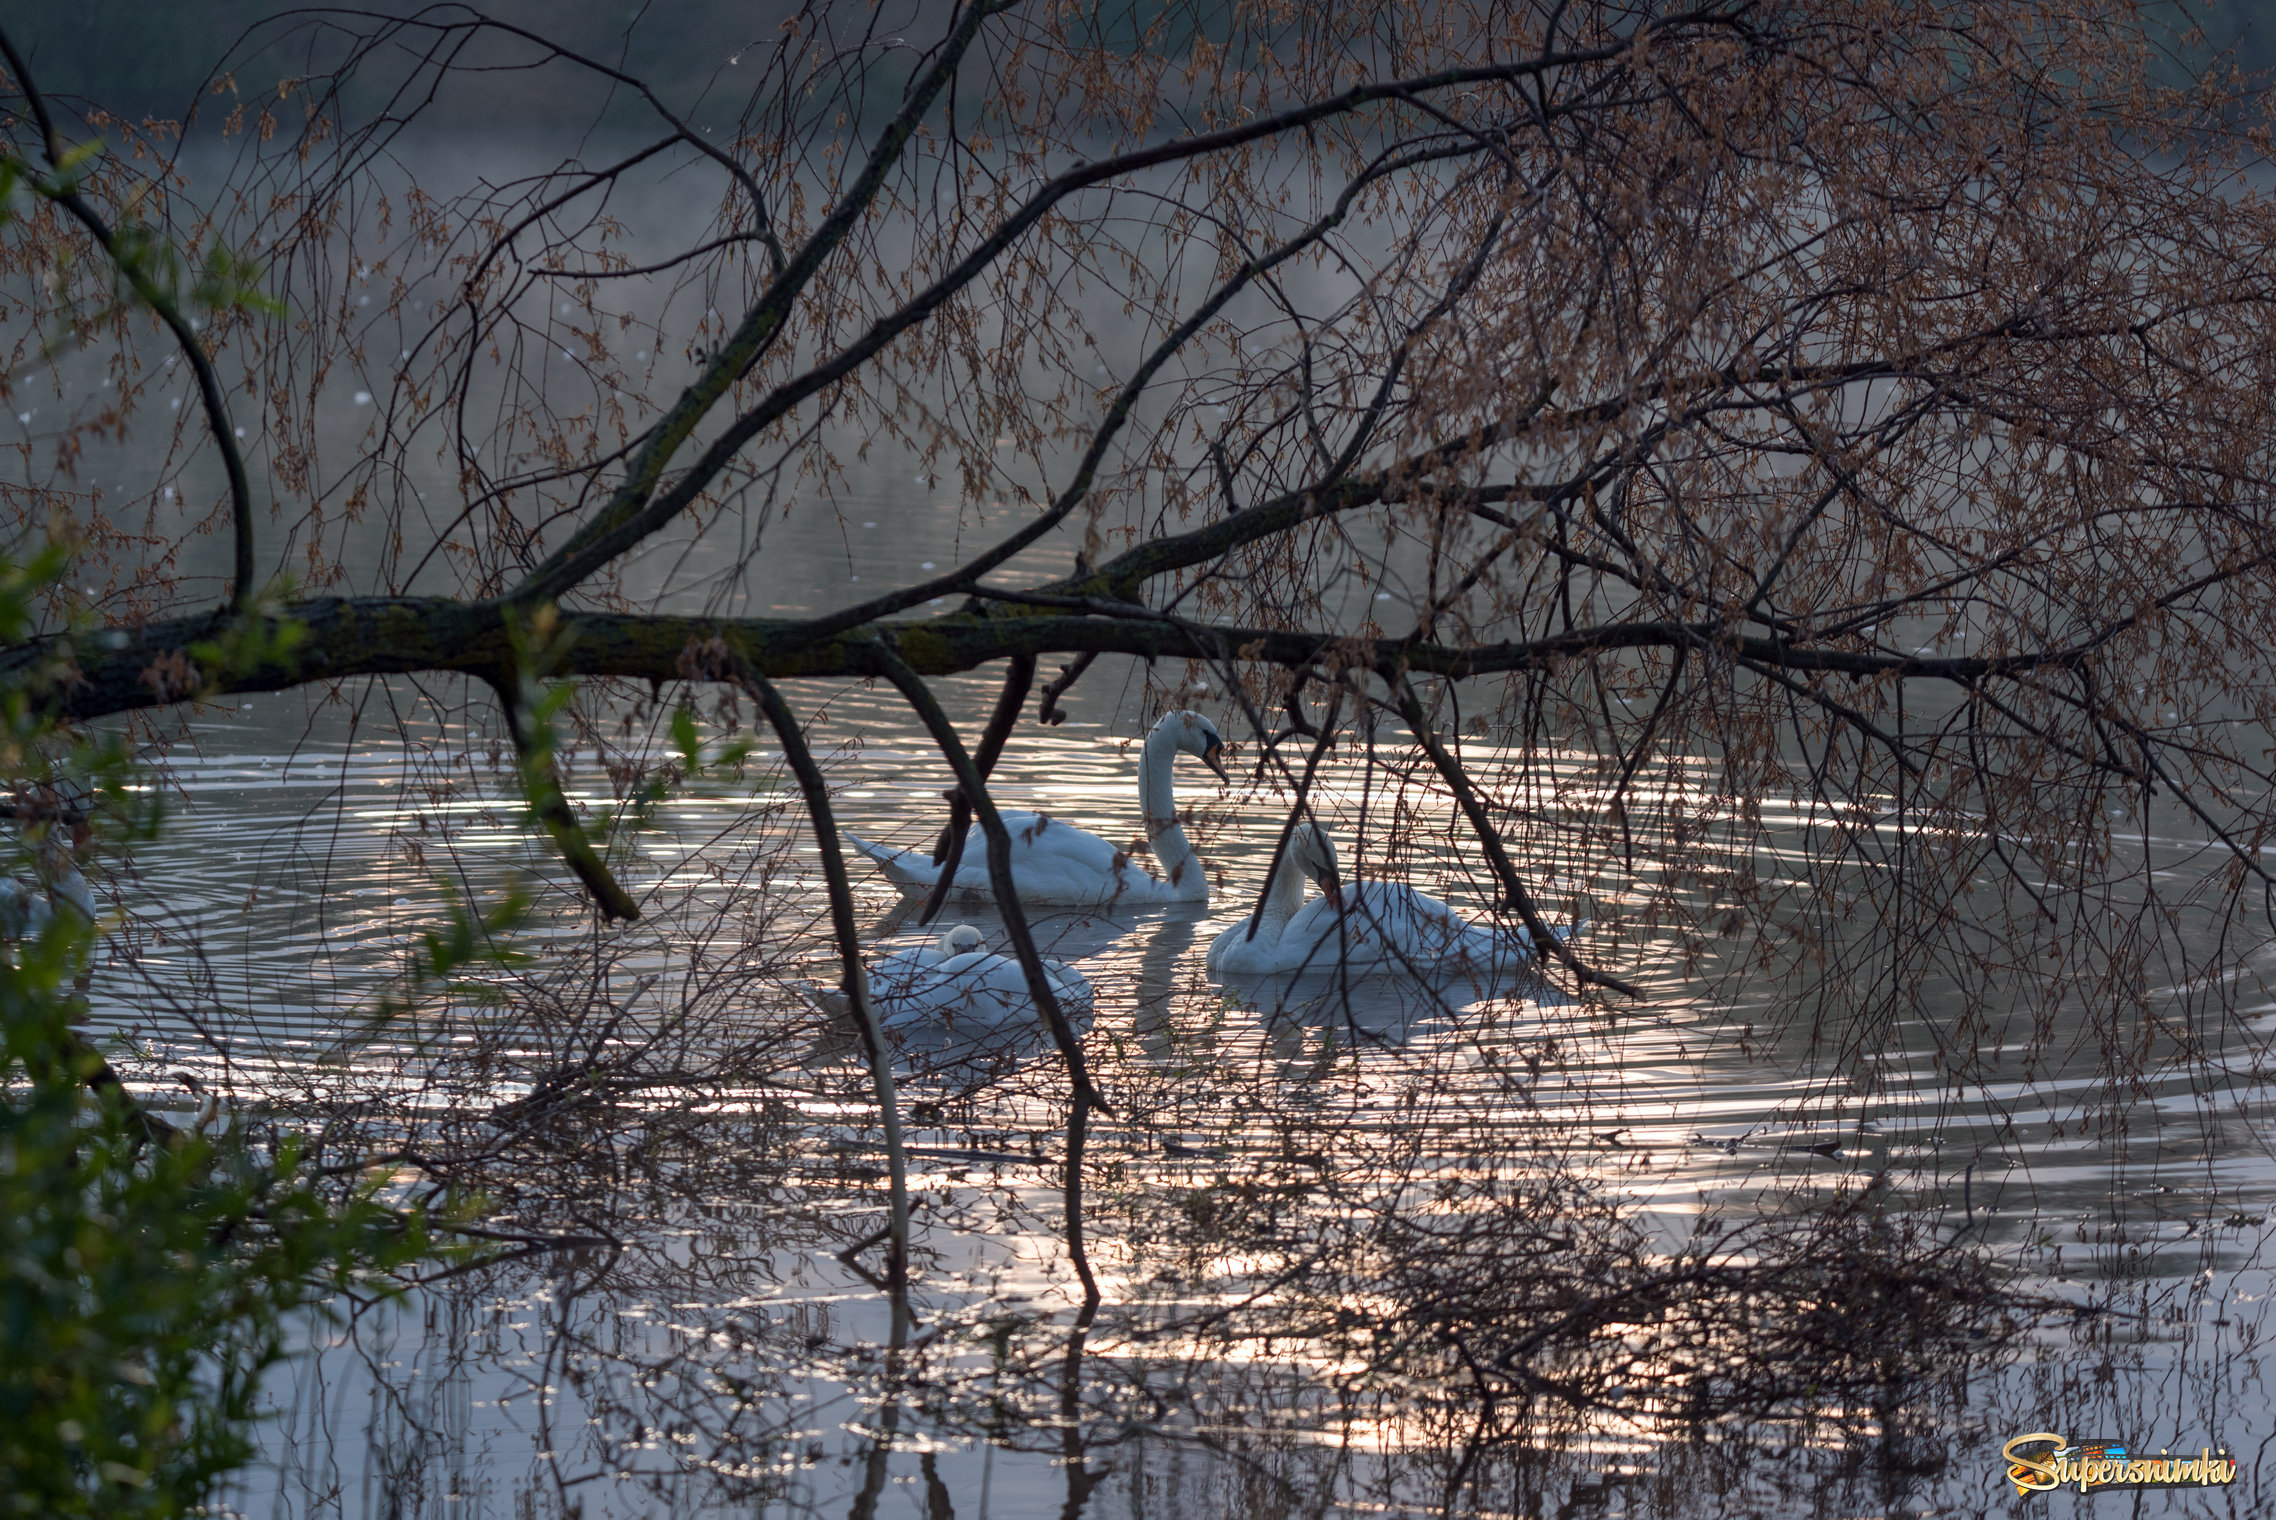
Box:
[1198,730,1229,782]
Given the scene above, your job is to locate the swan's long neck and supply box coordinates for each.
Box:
[1245,842,1310,944]
[1138,724,1201,893]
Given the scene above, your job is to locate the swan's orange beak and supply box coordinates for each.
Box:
[1314,867,1342,896]
[1200,740,1230,783]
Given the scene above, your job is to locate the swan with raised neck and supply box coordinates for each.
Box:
[842,709,1230,905]
[1137,710,1220,896]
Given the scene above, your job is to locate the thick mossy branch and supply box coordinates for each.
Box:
[11,596,2083,725]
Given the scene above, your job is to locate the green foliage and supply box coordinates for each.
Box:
[0,543,467,1512]
[0,73,520,1511]
[342,880,533,1050]
[0,533,148,852]
[185,576,307,690]
[499,607,757,915]
[500,603,608,861]
[620,701,757,832]
[0,905,434,1515]
[412,881,533,986]
[187,242,284,322]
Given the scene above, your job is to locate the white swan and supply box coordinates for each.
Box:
[870,923,1094,1038]
[844,710,1229,906]
[865,923,983,1001]
[0,829,95,938]
[1209,823,1582,983]
[1205,824,1340,977]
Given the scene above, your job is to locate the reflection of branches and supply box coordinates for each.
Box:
[737,665,910,1309]
[873,647,1105,1310]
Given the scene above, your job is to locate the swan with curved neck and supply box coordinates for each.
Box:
[1207,824,1582,984]
[844,710,1230,906]
[1205,824,1339,976]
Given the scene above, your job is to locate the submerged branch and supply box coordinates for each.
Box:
[736,661,912,1307]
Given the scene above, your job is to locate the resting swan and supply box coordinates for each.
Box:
[844,710,1229,906]
[871,923,1094,1037]
[0,828,96,938]
[1208,823,1581,983]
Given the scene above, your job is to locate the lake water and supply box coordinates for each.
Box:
[68,634,2276,1518]
[19,136,2275,1520]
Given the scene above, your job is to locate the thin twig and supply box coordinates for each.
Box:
[1387,670,1641,998]
[0,28,259,611]
[919,652,1035,926]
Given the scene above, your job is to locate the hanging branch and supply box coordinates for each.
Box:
[870,645,1105,1311]
[485,655,639,923]
[1387,670,1642,998]
[734,661,912,1308]
[1245,686,1347,945]
[1036,651,1099,727]
[0,27,260,615]
[972,651,1039,777]
[918,652,1036,926]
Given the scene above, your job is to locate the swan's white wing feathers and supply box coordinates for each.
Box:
[841,832,938,889]
[845,811,1182,905]
[1275,883,1571,976]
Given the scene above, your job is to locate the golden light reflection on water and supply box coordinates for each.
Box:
[80,668,2276,1516]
